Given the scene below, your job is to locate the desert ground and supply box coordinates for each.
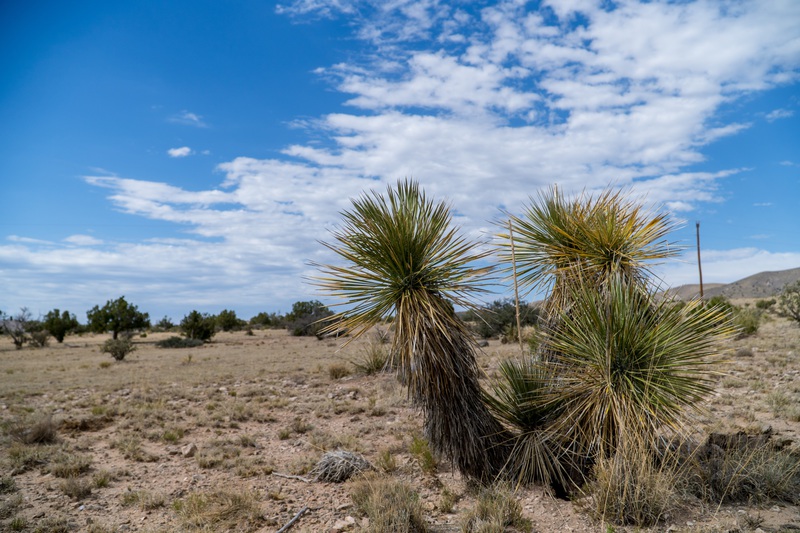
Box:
[1,306,799,532]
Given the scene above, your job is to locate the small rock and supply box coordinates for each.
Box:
[761,424,773,435]
[181,443,198,457]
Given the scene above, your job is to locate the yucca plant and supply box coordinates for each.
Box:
[491,185,734,499]
[315,180,510,481]
[485,358,570,490]
[545,274,734,459]
[498,186,679,322]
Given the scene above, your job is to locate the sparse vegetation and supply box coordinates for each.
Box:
[43,309,80,343]
[181,310,217,341]
[101,337,136,361]
[350,473,429,533]
[285,300,334,337]
[778,280,800,324]
[156,335,204,348]
[87,296,150,339]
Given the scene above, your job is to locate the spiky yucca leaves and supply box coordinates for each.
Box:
[546,275,735,460]
[316,180,510,481]
[498,186,679,318]
[485,358,569,489]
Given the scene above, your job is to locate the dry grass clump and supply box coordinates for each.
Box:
[328,363,351,380]
[173,489,265,532]
[60,477,93,500]
[5,412,58,445]
[310,450,372,482]
[350,472,428,533]
[461,484,532,533]
[583,442,680,527]
[351,340,391,375]
[49,452,92,478]
[688,434,800,505]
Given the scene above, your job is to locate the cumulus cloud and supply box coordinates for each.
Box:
[167,146,193,158]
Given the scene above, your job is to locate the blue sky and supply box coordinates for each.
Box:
[1,0,799,322]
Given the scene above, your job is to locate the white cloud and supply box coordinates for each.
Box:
[168,110,208,128]
[63,235,104,246]
[5,1,800,318]
[167,146,193,158]
[766,108,795,122]
[656,248,800,287]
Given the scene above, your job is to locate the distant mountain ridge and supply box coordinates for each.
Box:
[666,266,800,301]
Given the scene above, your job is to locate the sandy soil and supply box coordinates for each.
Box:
[1,311,799,532]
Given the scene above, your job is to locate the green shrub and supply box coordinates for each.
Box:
[86,296,150,340]
[755,298,776,311]
[216,309,244,332]
[43,309,80,343]
[285,300,333,337]
[101,338,136,361]
[464,299,539,339]
[180,311,217,341]
[777,280,800,324]
[156,336,204,349]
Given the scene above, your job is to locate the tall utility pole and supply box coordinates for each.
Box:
[696,221,704,298]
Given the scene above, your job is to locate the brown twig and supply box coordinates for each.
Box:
[276,506,309,533]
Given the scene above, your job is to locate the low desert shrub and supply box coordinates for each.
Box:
[350,473,428,533]
[181,311,217,342]
[583,443,679,527]
[101,338,136,361]
[5,412,58,445]
[462,484,532,533]
[778,280,800,324]
[688,434,800,504]
[60,477,93,500]
[174,489,264,531]
[352,341,391,375]
[155,336,204,349]
[409,434,438,474]
[328,363,351,380]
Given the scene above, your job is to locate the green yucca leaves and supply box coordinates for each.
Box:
[317,180,492,339]
[545,275,735,458]
[498,186,679,313]
[316,180,509,481]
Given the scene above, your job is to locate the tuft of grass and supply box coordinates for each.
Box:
[583,442,679,527]
[376,448,398,473]
[461,484,532,533]
[328,363,351,380]
[5,412,58,445]
[409,434,438,474]
[50,452,92,478]
[689,440,800,505]
[310,450,372,483]
[0,493,23,519]
[350,473,428,533]
[60,477,93,500]
[120,489,167,510]
[173,489,265,532]
[352,341,391,375]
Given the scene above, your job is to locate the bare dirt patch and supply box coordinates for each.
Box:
[1,313,799,532]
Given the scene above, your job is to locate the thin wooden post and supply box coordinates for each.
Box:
[696,221,704,298]
[508,220,524,354]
